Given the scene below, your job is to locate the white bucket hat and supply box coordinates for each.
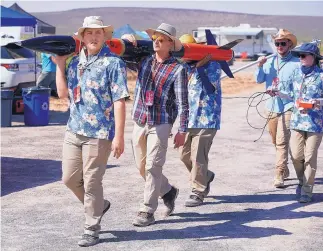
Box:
[146,23,182,51]
[77,16,113,41]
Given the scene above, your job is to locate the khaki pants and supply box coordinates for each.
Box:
[180,129,216,197]
[62,131,112,236]
[267,110,292,173]
[290,129,322,197]
[131,123,172,214]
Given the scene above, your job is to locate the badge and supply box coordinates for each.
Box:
[79,68,84,77]
[73,85,81,103]
[145,90,154,106]
[272,77,279,88]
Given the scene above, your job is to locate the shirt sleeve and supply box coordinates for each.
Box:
[109,58,130,102]
[208,61,221,85]
[174,65,189,132]
[255,66,267,84]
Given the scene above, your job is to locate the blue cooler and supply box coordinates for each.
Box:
[1,90,14,127]
[22,87,51,126]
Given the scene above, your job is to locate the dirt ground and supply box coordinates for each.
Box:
[49,71,257,112]
[2,64,323,251]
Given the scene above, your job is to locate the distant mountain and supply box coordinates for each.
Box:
[32,7,323,41]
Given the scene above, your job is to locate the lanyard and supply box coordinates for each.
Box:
[77,47,102,82]
[276,56,288,76]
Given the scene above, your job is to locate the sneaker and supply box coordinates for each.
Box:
[185,194,203,207]
[162,186,179,217]
[78,234,99,247]
[98,199,111,224]
[296,185,302,198]
[283,168,290,179]
[299,195,312,203]
[274,172,284,188]
[204,171,215,196]
[132,212,155,227]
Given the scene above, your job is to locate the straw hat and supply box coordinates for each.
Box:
[76,16,113,41]
[146,23,182,51]
[271,29,297,49]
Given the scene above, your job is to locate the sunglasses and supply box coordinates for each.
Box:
[299,54,311,59]
[152,34,172,43]
[274,42,287,47]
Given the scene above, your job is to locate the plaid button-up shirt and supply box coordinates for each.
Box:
[132,54,189,132]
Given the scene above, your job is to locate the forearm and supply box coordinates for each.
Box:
[56,63,69,99]
[113,99,126,139]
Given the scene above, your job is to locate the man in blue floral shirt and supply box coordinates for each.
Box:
[179,34,221,207]
[54,16,129,247]
[283,43,323,203]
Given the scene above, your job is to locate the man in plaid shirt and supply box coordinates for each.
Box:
[122,23,188,227]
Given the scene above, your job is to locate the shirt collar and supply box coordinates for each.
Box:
[152,54,176,64]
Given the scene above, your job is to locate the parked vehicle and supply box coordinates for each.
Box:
[193,24,278,60]
[1,38,40,95]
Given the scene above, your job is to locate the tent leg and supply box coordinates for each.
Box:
[34,27,37,85]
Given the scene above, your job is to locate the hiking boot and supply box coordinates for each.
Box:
[299,195,312,203]
[274,172,284,188]
[98,199,111,224]
[132,212,155,227]
[78,234,99,247]
[296,185,302,198]
[283,168,290,179]
[162,186,179,217]
[185,194,204,207]
[204,171,215,196]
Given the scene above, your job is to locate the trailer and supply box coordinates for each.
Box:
[193,24,278,60]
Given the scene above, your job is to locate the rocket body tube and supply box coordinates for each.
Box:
[14,35,234,62]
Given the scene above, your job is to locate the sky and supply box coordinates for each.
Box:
[2,0,323,16]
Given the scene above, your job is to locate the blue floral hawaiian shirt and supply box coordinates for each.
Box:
[186,61,222,129]
[288,66,323,133]
[66,45,129,140]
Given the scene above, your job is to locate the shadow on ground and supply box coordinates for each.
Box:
[11,110,70,127]
[100,193,323,243]
[1,157,118,196]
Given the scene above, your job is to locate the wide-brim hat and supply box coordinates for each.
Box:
[291,42,323,60]
[146,23,182,51]
[271,29,297,49]
[77,16,113,41]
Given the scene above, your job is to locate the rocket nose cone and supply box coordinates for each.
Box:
[18,36,77,56]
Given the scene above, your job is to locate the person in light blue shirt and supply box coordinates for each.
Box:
[37,52,58,96]
[284,43,323,203]
[178,34,221,207]
[254,29,299,188]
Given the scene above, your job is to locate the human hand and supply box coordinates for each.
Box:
[52,54,71,66]
[196,54,212,68]
[313,99,323,110]
[112,136,125,159]
[265,89,277,97]
[258,56,267,67]
[121,34,137,47]
[173,132,186,149]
